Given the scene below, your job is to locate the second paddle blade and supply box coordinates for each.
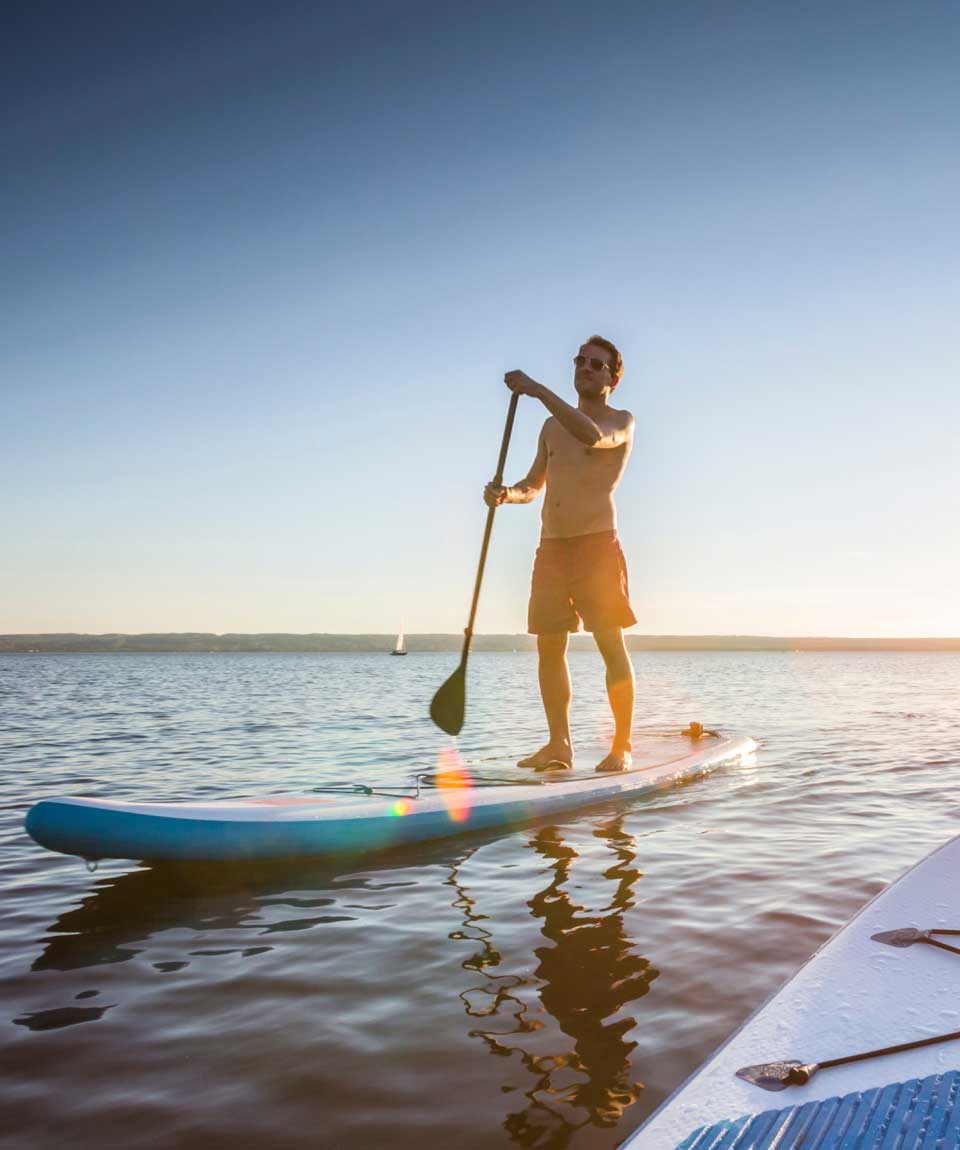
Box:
[430,662,466,736]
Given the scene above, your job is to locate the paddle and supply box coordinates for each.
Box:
[430,391,520,736]
[737,1023,960,1091]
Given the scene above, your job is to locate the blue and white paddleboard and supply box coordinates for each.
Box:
[25,731,755,863]
[623,832,960,1150]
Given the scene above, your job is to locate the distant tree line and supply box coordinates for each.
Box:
[1,634,958,653]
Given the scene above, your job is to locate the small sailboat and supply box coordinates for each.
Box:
[391,625,407,656]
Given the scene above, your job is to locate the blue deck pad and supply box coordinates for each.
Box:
[673,1069,960,1149]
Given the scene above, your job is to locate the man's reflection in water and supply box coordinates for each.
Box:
[29,826,657,1143]
[453,816,658,1147]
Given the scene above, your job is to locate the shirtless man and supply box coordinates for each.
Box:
[484,336,637,773]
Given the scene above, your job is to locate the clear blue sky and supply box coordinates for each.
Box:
[4,1,958,636]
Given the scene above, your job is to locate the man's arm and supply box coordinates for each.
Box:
[483,426,547,507]
[505,371,633,448]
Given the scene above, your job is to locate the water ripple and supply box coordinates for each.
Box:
[1,650,959,1148]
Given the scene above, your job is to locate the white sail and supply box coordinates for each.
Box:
[393,626,405,654]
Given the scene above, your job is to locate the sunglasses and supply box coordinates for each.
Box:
[573,355,612,372]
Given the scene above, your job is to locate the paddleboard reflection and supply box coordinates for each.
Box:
[22,821,661,1144]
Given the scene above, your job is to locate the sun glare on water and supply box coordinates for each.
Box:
[436,746,472,823]
[388,749,473,821]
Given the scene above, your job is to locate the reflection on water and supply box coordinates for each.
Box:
[25,857,376,979]
[14,1003,115,1032]
[19,820,658,1144]
[453,817,657,1146]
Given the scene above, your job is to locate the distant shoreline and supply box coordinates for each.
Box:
[2,633,959,653]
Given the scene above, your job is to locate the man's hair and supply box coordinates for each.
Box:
[585,334,623,381]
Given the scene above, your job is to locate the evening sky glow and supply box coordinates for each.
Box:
[4,1,958,636]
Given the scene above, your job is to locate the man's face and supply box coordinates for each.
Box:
[574,343,617,399]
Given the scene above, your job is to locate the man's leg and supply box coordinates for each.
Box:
[592,627,634,772]
[517,631,573,768]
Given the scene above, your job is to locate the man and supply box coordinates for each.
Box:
[484,335,637,773]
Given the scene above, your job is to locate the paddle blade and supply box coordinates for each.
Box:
[735,1061,816,1091]
[871,927,926,948]
[430,664,466,736]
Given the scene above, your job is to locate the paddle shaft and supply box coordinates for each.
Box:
[460,391,519,663]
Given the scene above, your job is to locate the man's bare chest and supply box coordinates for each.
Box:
[544,429,627,474]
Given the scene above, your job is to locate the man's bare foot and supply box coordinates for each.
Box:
[594,750,633,773]
[517,743,573,771]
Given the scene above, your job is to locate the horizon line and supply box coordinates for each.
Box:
[2,632,959,654]
[2,632,960,641]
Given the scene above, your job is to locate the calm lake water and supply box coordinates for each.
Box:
[2,651,959,1149]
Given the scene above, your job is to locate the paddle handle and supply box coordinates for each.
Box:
[461,391,519,660]
[491,390,520,489]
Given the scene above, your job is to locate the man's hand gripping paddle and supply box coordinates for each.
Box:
[430,392,519,736]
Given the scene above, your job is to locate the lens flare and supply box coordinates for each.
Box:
[391,799,413,817]
[436,747,472,823]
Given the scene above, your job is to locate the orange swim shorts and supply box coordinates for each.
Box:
[527,530,637,635]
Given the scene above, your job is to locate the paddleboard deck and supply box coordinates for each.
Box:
[25,731,756,863]
[623,832,960,1149]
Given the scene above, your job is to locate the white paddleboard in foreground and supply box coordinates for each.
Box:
[624,832,960,1150]
[25,731,755,863]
